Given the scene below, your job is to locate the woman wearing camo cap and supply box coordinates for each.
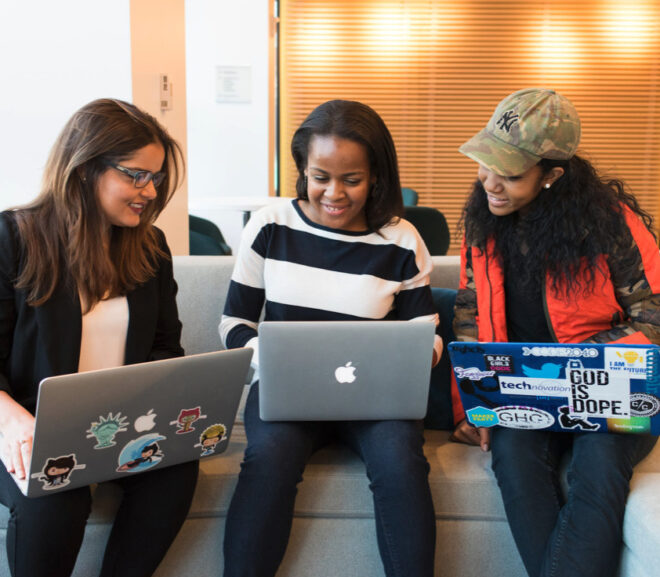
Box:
[450,88,660,577]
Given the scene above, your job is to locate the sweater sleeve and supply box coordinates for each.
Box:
[392,222,442,360]
[219,213,267,363]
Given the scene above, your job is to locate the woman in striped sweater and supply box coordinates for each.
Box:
[220,100,441,577]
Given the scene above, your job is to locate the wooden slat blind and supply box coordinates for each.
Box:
[279,0,660,253]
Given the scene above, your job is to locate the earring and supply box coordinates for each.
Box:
[544,183,551,189]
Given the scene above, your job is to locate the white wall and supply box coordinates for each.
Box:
[0,1,132,210]
[0,1,272,255]
[185,0,271,254]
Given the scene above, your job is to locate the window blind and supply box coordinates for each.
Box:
[279,0,660,253]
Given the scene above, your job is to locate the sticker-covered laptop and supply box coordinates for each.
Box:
[447,341,660,434]
[13,348,252,498]
[259,321,436,421]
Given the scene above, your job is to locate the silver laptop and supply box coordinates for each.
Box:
[259,321,435,420]
[14,348,252,498]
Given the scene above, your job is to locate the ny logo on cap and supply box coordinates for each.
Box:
[497,110,519,133]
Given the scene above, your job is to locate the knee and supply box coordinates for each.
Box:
[365,436,430,485]
[241,436,309,486]
[13,486,91,530]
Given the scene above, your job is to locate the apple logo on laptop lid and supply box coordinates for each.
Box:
[335,362,357,384]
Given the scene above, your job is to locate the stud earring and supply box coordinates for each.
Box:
[544,183,551,189]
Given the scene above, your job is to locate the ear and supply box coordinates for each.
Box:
[542,167,564,188]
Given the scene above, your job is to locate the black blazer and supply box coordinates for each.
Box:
[0,211,184,413]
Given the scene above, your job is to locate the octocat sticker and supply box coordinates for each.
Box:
[33,454,87,491]
[117,433,166,472]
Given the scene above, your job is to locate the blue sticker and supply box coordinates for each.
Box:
[117,433,166,472]
[466,406,499,428]
[521,363,562,379]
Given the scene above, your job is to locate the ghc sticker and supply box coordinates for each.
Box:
[466,406,499,427]
[495,406,555,430]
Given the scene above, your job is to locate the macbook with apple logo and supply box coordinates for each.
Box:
[258,321,436,420]
[12,348,252,497]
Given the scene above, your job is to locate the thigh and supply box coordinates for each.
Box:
[338,419,428,475]
[567,433,657,496]
[243,382,327,468]
[491,428,568,489]
[0,463,91,577]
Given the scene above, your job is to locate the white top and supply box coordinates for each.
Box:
[78,296,129,373]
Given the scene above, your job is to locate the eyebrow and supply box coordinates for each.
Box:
[309,166,367,176]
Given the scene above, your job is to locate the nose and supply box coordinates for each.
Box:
[323,178,345,200]
[479,167,503,192]
[140,180,158,200]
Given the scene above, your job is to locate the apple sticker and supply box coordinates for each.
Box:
[134,409,157,432]
[335,362,357,384]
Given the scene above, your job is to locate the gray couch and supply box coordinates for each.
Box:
[1,255,658,577]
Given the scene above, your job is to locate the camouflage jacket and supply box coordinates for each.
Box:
[453,204,660,346]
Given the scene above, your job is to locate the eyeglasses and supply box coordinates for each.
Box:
[107,163,166,188]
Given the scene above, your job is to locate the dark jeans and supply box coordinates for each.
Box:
[223,382,436,577]
[491,428,657,577]
[0,459,198,577]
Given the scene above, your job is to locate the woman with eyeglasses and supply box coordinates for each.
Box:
[0,98,198,577]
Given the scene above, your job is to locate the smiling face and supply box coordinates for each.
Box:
[477,163,564,217]
[300,135,374,231]
[96,141,165,228]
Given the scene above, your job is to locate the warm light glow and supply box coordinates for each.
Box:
[361,3,465,64]
[527,21,583,73]
[601,2,659,55]
[363,4,411,62]
[288,17,340,65]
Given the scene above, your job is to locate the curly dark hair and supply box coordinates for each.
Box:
[461,155,655,296]
[290,100,404,232]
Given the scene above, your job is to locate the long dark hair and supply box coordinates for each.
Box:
[13,98,183,311]
[461,155,654,296]
[291,100,403,232]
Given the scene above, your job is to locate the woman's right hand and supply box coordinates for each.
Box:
[0,392,35,480]
[449,418,490,452]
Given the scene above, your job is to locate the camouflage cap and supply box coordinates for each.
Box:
[459,88,581,177]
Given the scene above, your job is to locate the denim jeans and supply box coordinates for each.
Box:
[491,428,657,577]
[0,459,198,577]
[223,382,436,577]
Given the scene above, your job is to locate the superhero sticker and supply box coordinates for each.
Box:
[195,423,228,456]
